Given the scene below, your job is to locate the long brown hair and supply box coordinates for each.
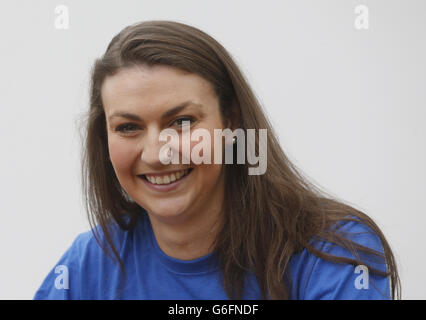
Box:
[81,20,401,299]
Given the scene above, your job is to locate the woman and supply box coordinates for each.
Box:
[34,20,400,300]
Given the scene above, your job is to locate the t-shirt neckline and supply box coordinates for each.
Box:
[144,214,219,275]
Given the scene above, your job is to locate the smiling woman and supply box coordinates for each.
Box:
[103,64,229,250]
[33,20,400,300]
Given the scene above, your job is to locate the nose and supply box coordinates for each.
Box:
[140,129,165,167]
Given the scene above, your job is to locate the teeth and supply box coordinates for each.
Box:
[163,175,170,184]
[145,169,190,185]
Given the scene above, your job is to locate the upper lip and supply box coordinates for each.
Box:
[138,168,193,177]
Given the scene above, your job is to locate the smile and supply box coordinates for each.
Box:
[143,168,193,185]
[138,168,194,191]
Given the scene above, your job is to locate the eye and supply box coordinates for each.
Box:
[173,116,195,128]
[115,123,141,134]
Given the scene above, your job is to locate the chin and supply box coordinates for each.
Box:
[142,199,191,222]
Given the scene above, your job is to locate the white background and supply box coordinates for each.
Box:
[0,0,424,299]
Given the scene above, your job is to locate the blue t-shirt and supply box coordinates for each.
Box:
[33,213,391,300]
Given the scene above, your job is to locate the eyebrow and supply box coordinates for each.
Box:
[108,100,203,122]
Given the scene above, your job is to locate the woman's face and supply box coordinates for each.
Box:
[102,64,227,222]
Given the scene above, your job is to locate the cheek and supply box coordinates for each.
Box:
[195,163,224,197]
[108,137,136,175]
[190,135,224,185]
[190,134,228,164]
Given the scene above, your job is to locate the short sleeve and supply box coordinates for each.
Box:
[291,219,391,300]
[33,233,86,300]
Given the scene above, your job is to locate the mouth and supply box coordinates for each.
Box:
[138,168,194,188]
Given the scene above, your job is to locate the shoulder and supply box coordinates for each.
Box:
[319,216,386,258]
[33,214,148,300]
[289,216,391,300]
[33,228,110,300]
[70,213,150,260]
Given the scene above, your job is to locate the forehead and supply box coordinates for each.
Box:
[101,64,216,117]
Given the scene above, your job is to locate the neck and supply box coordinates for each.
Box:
[147,178,224,261]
